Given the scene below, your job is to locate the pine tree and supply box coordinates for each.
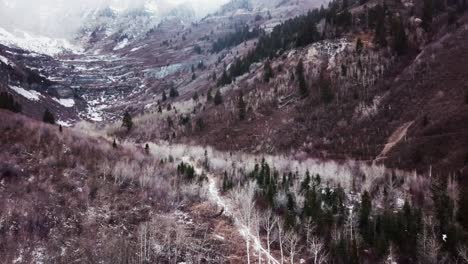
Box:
[356,38,364,54]
[263,60,274,83]
[170,87,179,98]
[392,18,408,55]
[122,110,133,132]
[192,92,199,101]
[162,90,167,101]
[207,88,213,102]
[59,125,63,133]
[374,5,387,47]
[214,89,223,105]
[112,139,118,148]
[457,184,468,230]
[238,91,246,120]
[423,0,434,30]
[145,144,150,154]
[296,59,308,97]
[320,72,334,104]
[360,191,372,227]
[43,109,56,125]
[0,92,22,113]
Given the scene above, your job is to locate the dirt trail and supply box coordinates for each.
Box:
[376,121,413,161]
[183,156,280,264]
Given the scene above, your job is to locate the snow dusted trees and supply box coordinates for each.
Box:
[308,236,328,264]
[284,230,301,264]
[231,181,256,264]
[260,209,278,263]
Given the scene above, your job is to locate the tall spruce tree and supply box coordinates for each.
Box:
[238,91,246,120]
[296,59,308,97]
[122,110,133,132]
[214,89,223,105]
[43,109,56,125]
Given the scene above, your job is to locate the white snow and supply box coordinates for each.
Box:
[130,45,147,52]
[0,55,15,66]
[0,27,82,56]
[53,98,75,108]
[113,38,129,50]
[9,85,43,101]
[57,120,73,127]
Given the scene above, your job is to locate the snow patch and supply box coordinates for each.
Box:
[0,55,15,66]
[53,98,75,108]
[113,38,129,50]
[0,27,82,56]
[9,85,43,101]
[57,120,73,127]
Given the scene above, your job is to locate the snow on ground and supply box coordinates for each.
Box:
[85,106,104,122]
[130,44,147,52]
[113,38,129,51]
[53,98,75,108]
[144,63,184,79]
[9,85,43,101]
[0,27,83,56]
[57,120,74,127]
[0,55,15,66]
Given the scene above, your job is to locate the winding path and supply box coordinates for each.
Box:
[183,156,280,264]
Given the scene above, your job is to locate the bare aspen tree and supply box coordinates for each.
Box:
[458,246,468,263]
[384,244,397,264]
[276,218,286,264]
[253,211,263,264]
[304,217,316,245]
[308,236,328,264]
[231,181,256,264]
[262,209,278,264]
[284,230,301,264]
[417,217,442,264]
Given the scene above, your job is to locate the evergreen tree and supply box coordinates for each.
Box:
[192,92,199,101]
[263,60,274,83]
[374,5,387,47]
[207,88,213,102]
[122,110,133,132]
[359,191,372,235]
[423,0,434,30]
[43,109,56,125]
[59,125,63,133]
[392,18,408,55]
[217,69,232,86]
[169,87,179,98]
[300,170,311,193]
[112,139,117,148]
[319,72,334,104]
[238,91,246,120]
[457,184,468,230]
[356,38,364,54]
[0,92,22,113]
[162,90,167,101]
[296,59,308,97]
[145,144,150,154]
[214,89,223,105]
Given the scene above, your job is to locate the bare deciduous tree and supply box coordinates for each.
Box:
[262,209,278,264]
[284,230,301,264]
[308,236,328,264]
